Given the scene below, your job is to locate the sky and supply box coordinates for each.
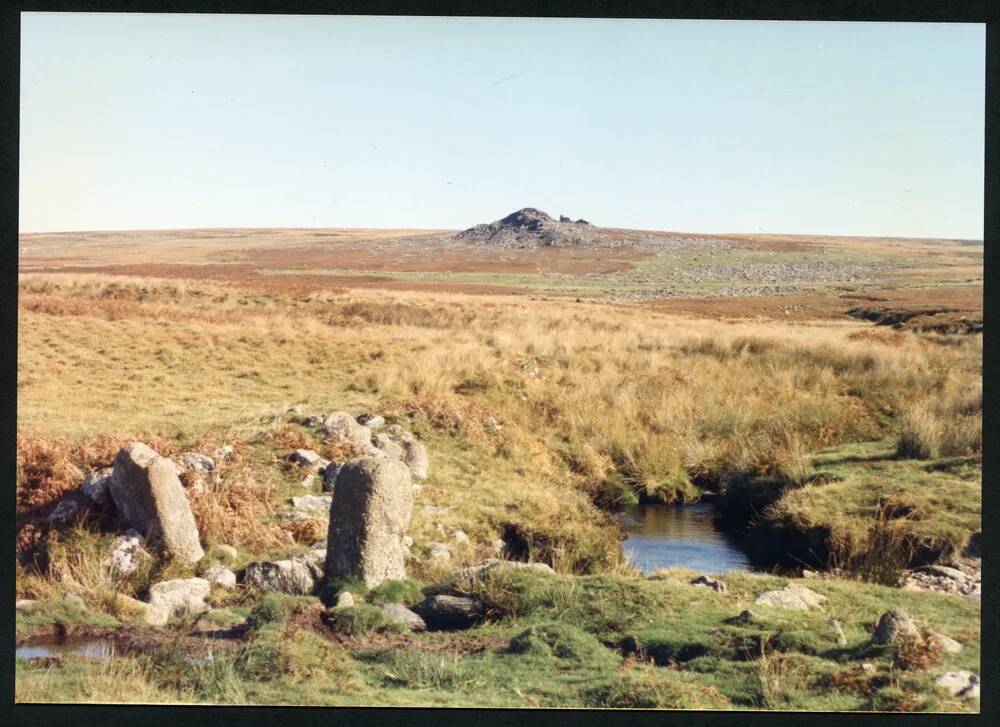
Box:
[19,14,985,238]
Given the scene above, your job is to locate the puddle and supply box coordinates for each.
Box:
[618,502,754,574]
[16,638,116,661]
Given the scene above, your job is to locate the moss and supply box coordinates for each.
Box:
[246,594,317,629]
[508,622,620,667]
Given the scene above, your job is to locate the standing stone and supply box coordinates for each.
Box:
[325,457,413,587]
[109,443,204,564]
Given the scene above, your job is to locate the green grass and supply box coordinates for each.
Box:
[16,567,981,710]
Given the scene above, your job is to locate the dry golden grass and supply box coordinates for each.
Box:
[17,273,982,572]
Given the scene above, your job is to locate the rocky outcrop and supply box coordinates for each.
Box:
[322,412,374,448]
[325,457,414,587]
[456,208,599,249]
[109,443,204,564]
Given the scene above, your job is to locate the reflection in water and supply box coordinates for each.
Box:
[618,502,752,574]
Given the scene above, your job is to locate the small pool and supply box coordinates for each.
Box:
[618,502,753,574]
[16,639,116,661]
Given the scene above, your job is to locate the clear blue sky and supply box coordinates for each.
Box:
[20,14,985,238]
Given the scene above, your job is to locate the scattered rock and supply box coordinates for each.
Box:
[690,575,726,593]
[289,449,323,467]
[80,468,114,506]
[334,591,355,609]
[16,599,39,613]
[109,442,204,564]
[421,505,450,516]
[402,535,414,548]
[928,631,963,654]
[381,603,427,632]
[104,530,148,579]
[413,594,481,630]
[372,432,404,460]
[428,542,451,563]
[322,412,373,448]
[289,495,333,513]
[934,671,980,699]
[244,559,316,595]
[724,609,759,626]
[204,566,237,589]
[325,457,414,587]
[116,594,169,626]
[47,497,83,527]
[916,565,967,582]
[453,530,469,545]
[754,583,827,611]
[400,437,429,480]
[181,453,215,472]
[829,618,848,647]
[321,464,341,492]
[871,609,919,645]
[357,413,385,430]
[145,578,211,620]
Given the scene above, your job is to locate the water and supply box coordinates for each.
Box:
[618,502,753,574]
[16,639,116,661]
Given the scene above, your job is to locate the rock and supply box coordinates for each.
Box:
[16,599,39,612]
[928,631,963,654]
[80,467,114,506]
[428,542,451,563]
[325,457,414,587]
[104,530,148,579]
[801,569,820,579]
[116,594,169,626]
[109,442,204,564]
[47,497,83,526]
[453,530,470,545]
[299,549,327,581]
[357,413,385,430]
[181,452,215,472]
[322,412,373,447]
[204,566,237,589]
[829,618,848,647]
[215,544,239,561]
[213,444,234,462]
[690,575,726,593]
[754,583,827,611]
[934,671,979,699]
[872,609,919,645]
[402,535,414,548]
[289,449,323,467]
[289,494,333,513]
[334,591,355,609]
[381,603,427,632]
[492,539,506,555]
[244,559,316,595]
[413,594,481,630]
[145,578,211,620]
[372,432,405,460]
[915,565,968,582]
[321,464,341,492]
[724,609,759,626]
[400,437,429,480]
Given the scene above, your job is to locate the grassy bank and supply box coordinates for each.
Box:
[16,568,981,710]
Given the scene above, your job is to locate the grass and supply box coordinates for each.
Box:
[16,567,981,710]
[15,271,981,709]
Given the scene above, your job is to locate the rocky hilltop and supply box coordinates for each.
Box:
[456,208,597,248]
